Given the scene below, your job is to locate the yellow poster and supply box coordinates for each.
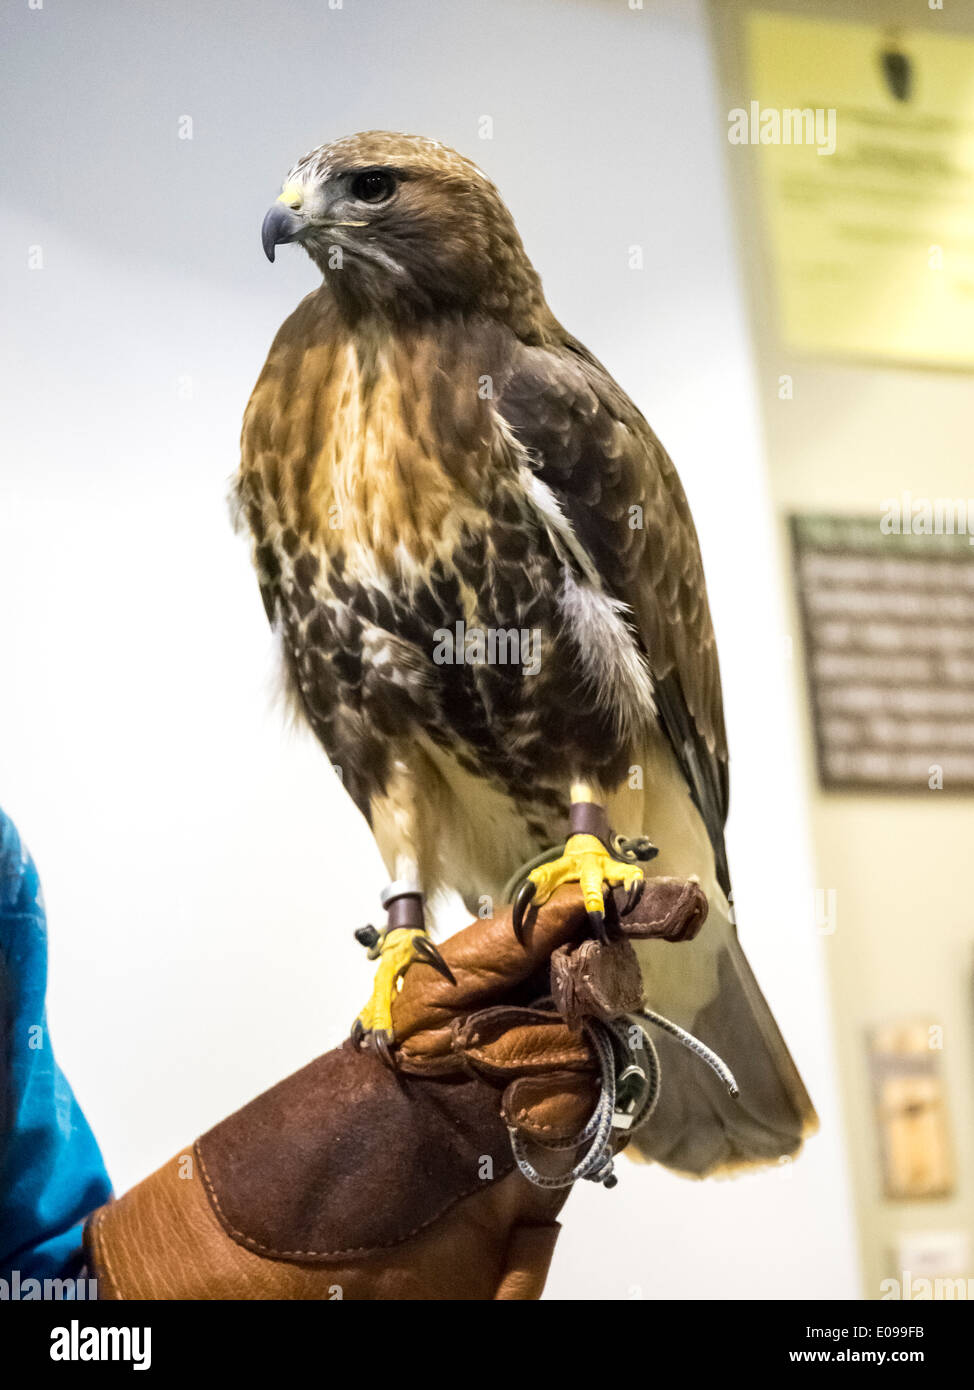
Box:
[745,12,974,368]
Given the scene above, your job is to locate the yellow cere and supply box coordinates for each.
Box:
[277,182,304,209]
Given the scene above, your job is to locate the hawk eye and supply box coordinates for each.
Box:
[351,170,397,204]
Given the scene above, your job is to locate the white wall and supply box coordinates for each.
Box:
[0,0,858,1298]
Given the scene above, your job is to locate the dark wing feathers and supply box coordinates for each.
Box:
[497,335,731,893]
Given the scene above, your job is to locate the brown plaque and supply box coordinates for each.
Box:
[868,1021,954,1202]
[791,515,974,792]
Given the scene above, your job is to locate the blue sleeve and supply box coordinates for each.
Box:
[0,808,112,1280]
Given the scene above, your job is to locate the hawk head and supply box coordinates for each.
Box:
[261,131,547,330]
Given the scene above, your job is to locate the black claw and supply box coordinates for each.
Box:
[350,1017,365,1046]
[602,884,622,937]
[412,935,457,985]
[355,924,380,949]
[371,1030,396,1070]
[621,878,644,916]
[512,880,536,943]
[587,906,610,943]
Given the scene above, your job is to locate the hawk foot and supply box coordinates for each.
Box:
[352,925,455,1067]
[512,832,645,944]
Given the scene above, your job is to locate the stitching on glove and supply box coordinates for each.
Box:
[90,1207,121,1301]
[195,1141,519,1261]
[463,1046,591,1071]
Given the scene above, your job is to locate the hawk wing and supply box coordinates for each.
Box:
[498,337,819,1175]
[497,334,731,893]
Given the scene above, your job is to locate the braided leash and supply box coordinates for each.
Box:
[509,1008,738,1191]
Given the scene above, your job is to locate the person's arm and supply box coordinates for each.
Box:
[0,808,112,1282]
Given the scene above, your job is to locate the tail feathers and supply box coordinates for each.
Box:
[629,924,818,1178]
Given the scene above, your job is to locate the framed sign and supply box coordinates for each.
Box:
[747,13,974,368]
[791,514,974,793]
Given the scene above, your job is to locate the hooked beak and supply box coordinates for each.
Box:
[261,202,304,262]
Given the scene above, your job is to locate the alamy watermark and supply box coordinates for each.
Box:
[880,492,974,542]
[728,102,837,156]
[0,1270,98,1300]
[880,1271,973,1300]
[50,1320,151,1371]
[433,622,541,677]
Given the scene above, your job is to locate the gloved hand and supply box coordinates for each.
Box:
[84,877,706,1300]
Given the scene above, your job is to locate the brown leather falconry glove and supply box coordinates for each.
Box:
[84,878,707,1301]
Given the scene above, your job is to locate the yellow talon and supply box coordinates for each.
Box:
[354,927,455,1054]
[355,927,429,1039]
[525,833,643,932]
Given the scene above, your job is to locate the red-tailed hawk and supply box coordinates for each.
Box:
[237,132,816,1176]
